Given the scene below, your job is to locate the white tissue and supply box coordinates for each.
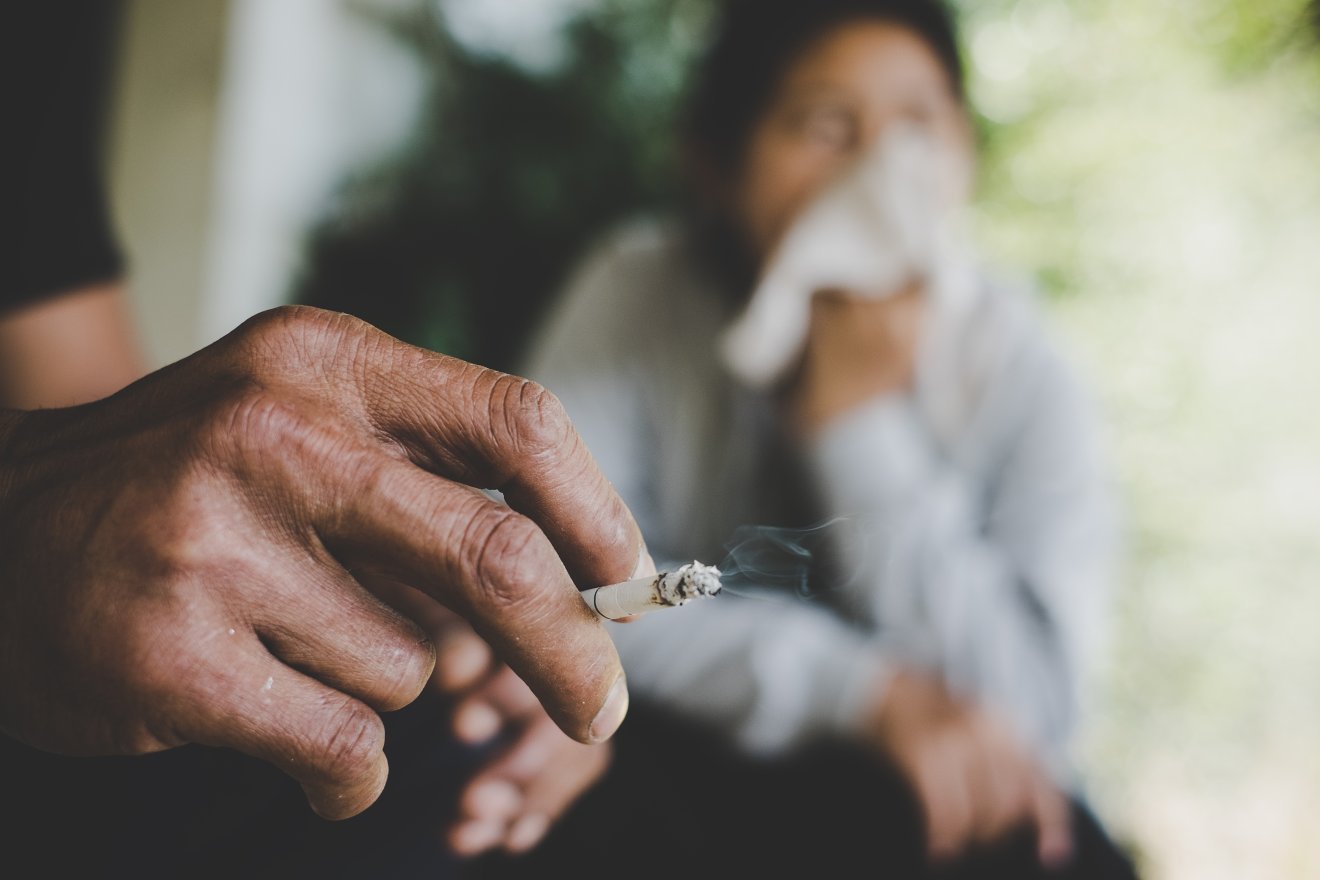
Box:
[719,123,975,390]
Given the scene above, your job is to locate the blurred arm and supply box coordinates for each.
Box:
[0,282,146,409]
[807,319,1119,778]
[2,6,142,409]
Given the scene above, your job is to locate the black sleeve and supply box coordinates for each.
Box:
[0,2,125,315]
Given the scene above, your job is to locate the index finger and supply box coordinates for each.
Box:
[347,342,647,592]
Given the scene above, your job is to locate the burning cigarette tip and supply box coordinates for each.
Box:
[582,561,723,621]
[657,561,723,605]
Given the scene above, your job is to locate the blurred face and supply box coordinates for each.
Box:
[731,20,973,262]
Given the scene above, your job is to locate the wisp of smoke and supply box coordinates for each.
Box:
[716,517,859,602]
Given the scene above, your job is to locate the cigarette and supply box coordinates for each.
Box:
[581,561,723,621]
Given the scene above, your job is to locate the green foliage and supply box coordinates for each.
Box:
[948,2,1320,876]
[295,0,709,372]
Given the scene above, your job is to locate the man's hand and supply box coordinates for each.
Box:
[861,670,1073,867]
[0,306,646,820]
[786,284,924,435]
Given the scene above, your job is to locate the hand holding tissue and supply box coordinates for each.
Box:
[720,124,975,390]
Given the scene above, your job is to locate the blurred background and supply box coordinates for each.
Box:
[106,1,1320,877]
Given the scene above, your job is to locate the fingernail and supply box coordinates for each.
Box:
[631,547,656,580]
[589,675,629,743]
[506,814,550,853]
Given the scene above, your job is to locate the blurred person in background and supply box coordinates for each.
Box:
[509,0,1138,877]
[1,3,643,875]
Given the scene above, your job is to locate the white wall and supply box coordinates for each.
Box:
[108,0,425,368]
[108,0,229,368]
[201,0,425,350]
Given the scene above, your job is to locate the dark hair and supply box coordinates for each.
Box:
[684,0,965,176]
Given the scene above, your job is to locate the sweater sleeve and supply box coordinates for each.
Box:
[806,332,1119,776]
[522,228,892,755]
[2,3,126,311]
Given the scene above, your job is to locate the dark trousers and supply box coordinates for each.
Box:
[1,694,478,878]
[467,702,1142,880]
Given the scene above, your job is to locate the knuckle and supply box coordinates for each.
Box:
[237,305,345,351]
[230,306,380,377]
[311,699,385,784]
[227,306,317,364]
[211,386,306,454]
[489,375,572,462]
[465,507,560,614]
[214,387,350,474]
[588,494,636,571]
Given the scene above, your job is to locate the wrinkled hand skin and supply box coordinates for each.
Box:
[0,306,644,821]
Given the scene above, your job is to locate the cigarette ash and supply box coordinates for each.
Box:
[656,561,723,606]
